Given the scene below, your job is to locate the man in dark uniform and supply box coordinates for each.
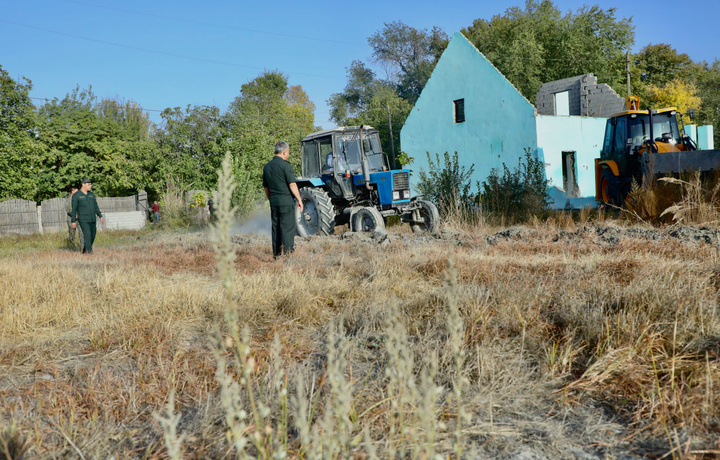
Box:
[71,178,105,254]
[263,141,303,258]
[66,186,84,249]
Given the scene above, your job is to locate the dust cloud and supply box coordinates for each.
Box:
[230,209,272,236]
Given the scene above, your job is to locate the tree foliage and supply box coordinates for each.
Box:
[369,21,449,104]
[155,104,227,192]
[0,65,42,200]
[226,71,315,215]
[644,78,702,125]
[328,61,412,162]
[0,67,314,209]
[36,87,153,198]
[696,61,720,146]
[329,22,447,159]
[462,0,635,101]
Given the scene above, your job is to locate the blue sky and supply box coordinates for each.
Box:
[2,0,718,130]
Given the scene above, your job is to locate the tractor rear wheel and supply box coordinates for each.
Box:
[351,207,385,233]
[411,200,440,234]
[296,188,335,237]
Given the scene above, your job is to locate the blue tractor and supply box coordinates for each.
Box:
[295,126,440,236]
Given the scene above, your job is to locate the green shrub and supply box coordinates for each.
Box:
[416,152,475,216]
[479,149,550,222]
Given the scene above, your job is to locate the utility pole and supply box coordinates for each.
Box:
[386,103,397,169]
[626,50,631,97]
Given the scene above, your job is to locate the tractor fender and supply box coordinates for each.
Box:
[295,177,325,189]
[347,206,365,221]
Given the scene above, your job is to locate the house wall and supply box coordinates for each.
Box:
[401,32,537,192]
[698,125,715,150]
[536,74,625,118]
[536,115,606,208]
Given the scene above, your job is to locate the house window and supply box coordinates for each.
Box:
[453,99,465,123]
[554,91,570,116]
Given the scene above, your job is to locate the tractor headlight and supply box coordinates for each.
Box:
[402,190,410,199]
[392,191,400,201]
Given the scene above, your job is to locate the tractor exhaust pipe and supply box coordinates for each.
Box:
[359,125,372,190]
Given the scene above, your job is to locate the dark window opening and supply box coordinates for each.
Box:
[453,99,465,123]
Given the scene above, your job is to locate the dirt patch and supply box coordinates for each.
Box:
[485,224,720,248]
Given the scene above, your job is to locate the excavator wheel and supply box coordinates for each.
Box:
[600,169,621,207]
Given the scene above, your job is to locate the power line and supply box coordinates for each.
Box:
[28,97,334,125]
[60,0,367,48]
[0,19,344,81]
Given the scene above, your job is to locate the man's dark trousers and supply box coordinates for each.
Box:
[271,205,296,257]
[78,221,97,253]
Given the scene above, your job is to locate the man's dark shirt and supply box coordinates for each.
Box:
[71,190,103,223]
[262,156,297,207]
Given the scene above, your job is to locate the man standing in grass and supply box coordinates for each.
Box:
[263,141,303,258]
[71,178,105,254]
[65,185,84,250]
[152,201,160,224]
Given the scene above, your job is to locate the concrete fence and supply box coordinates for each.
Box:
[0,192,149,236]
[0,199,39,235]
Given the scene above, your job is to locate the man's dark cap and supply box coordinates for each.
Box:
[81,177,92,183]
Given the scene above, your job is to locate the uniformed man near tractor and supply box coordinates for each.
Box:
[263,141,303,258]
[71,178,105,254]
[65,186,84,250]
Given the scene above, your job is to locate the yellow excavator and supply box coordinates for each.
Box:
[595,96,720,206]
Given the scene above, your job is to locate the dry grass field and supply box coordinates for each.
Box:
[1,216,720,458]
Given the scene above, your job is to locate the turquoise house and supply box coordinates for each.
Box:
[402,32,716,209]
[401,32,538,192]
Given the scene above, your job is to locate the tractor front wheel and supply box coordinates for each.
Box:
[411,200,440,234]
[351,207,385,233]
[296,188,335,237]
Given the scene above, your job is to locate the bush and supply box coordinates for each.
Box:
[416,152,475,216]
[479,149,550,223]
[158,177,196,229]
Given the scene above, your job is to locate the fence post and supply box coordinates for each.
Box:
[37,204,43,234]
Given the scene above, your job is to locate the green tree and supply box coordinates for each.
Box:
[462,0,635,101]
[154,104,227,192]
[0,65,42,200]
[645,78,702,125]
[696,61,720,147]
[328,61,412,161]
[36,87,151,198]
[631,43,703,105]
[329,22,447,160]
[368,21,449,104]
[225,71,315,214]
